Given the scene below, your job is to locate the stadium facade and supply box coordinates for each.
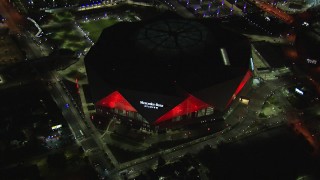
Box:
[85,14,253,129]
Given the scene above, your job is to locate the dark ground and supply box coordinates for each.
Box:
[196,126,320,180]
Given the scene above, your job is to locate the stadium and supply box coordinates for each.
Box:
[85,14,253,129]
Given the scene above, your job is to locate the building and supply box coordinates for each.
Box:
[85,14,253,129]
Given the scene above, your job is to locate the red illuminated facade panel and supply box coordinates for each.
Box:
[95,70,252,126]
[226,70,253,108]
[154,95,210,124]
[96,91,137,112]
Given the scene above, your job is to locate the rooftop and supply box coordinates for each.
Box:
[85,13,251,97]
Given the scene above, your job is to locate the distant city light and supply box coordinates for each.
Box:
[239,97,250,105]
[306,58,317,65]
[52,124,62,130]
[302,22,309,26]
[250,57,254,71]
[295,88,304,95]
[0,75,4,84]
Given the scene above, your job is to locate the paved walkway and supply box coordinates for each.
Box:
[57,57,119,166]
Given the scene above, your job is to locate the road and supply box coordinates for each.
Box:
[1,1,117,177]
[250,0,294,24]
[0,0,25,33]
[48,75,115,171]
[40,46,117,178]
[168,0,195,18]
[40,43,118,177]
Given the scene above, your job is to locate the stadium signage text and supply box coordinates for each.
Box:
[140,101,163,109]
[306,58,318,65]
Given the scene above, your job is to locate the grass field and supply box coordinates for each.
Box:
[46,26,89,52]
[79,18,119,42]
[43,12,91,52]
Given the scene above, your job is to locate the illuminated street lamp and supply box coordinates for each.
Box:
[243,2,247,13]
[230,4,234,15]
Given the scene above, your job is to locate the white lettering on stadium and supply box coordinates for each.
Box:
[306,58,318,65]
[140,101,164,109]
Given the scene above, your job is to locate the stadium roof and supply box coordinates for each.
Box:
[85,13,252,119]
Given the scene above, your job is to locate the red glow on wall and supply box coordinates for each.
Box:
[155,95,210,124]
[96,91,137,112]
[226,70,252,108]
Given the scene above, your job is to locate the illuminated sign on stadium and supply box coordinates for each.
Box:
[306,58,318,65]
[140,101,164,109]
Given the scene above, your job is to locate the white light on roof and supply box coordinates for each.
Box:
[295,88,304,95]
[220,48,230,66]
[250,57,254,71]
[302,22,309,26]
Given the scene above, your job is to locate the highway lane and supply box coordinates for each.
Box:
[49,73,118,159]
[1,2,116,175]
[167,0,195,18]
[74,88,119,166]
[48,74,115,177]
[246,0,294,25]
[0,0,25,33]
[1,0,117,172]
[0,0,49,60]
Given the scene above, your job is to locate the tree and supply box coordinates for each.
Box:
[78,146,84,154]
[157,156,166,168]
[47,152,66,169]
